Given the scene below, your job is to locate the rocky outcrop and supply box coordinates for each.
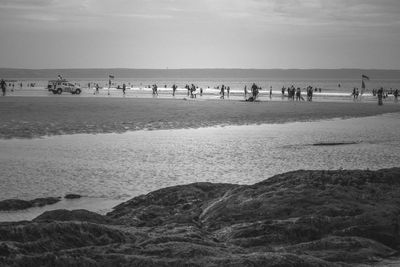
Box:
[1,168,400,266]
[0,197,61,211]
[64,194,82,199]
[33,209,111,224]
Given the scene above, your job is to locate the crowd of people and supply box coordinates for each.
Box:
[1,78,399,106]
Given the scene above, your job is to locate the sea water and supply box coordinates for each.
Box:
[1,113,400,221]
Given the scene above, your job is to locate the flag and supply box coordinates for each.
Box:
[109,75,115,79]
[362,74,369,80]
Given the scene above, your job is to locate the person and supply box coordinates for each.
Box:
[20,82,23,89]
[200,87,203,96]
[290,86,295,100]
[251,83,258,100]
[172,84,177,96]
[152,84,158,96]
[296,88,301,101]
[244,85,247,100]
[11,83,14,93]
[281,86,285,98]
[186,84,190,96]
[122,83,126,96]
[1,79,6,96]
[227,86,230,98]
[190,84,196,98]
[377,87,383,105]
[394,88,399,102]
[269,86,272,99]
[95,83,99,95]
[220,85,225,99]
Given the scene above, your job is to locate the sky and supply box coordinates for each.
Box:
[0,0,399,69]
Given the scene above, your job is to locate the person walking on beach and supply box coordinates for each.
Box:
[186,84,190,96]
[296,88,301,101]
[1,79,6,96]
[377,87,384,105]
[190,84,196,98]
[122,83,126,97]
[172,84,177,96]
[251,83,259,100]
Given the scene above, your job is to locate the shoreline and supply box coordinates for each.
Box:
[1,96,399,139]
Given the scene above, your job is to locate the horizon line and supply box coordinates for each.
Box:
[1,68,400,71]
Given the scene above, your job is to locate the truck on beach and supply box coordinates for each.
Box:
[47,80,81,95]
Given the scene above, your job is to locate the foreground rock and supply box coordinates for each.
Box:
[0,197,61,211]
[1,168,400,266]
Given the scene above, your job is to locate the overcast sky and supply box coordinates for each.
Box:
[0,0,399,69]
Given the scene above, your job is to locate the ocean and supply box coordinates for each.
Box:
[1,68,400,94]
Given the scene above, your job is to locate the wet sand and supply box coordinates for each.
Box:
[0,96,399,139]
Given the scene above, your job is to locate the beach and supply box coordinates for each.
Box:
[1,95,400,220]
[1,95,400,265]
[1,96,400,139]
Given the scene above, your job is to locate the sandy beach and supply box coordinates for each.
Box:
[1,96,399,139]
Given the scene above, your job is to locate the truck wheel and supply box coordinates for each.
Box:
[57,88,62,94]
[75,89,81,95]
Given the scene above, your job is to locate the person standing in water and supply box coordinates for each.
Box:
[122,83,126,96]
[269,86,272,99]
[244,85,247,100]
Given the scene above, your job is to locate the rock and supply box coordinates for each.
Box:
[107,182,239,227]
[1,168,400,266]
[30,197,61,207]
[281,235,397,263]
[312,142,358,146]
[64,194,81,199]
[0,199,32,211]
[33,209,112,224]
[0,197,61,211]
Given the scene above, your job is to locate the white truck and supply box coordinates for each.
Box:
[47,80,81,95]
